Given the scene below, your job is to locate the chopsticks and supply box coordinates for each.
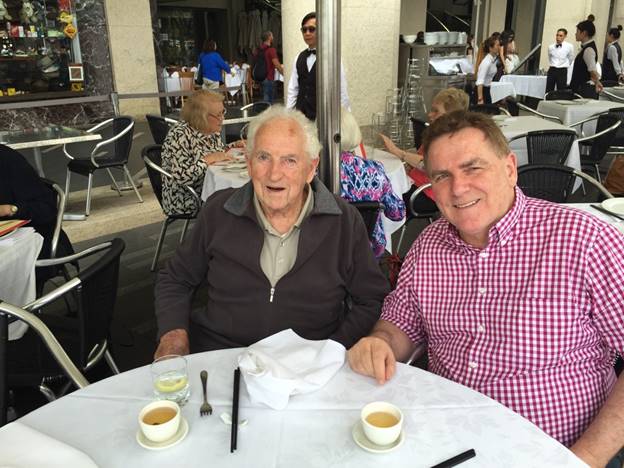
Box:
[431,448,476,468]
[590,204,624,221]
[230,367,241,453]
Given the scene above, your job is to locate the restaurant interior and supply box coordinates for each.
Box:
[1,0,624,466]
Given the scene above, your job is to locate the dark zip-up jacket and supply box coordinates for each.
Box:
[155,178,389,351]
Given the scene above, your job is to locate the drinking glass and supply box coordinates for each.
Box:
[151,354,190,405]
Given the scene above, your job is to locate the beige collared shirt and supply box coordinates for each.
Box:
[253,185,314,287]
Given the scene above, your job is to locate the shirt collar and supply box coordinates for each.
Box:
[581,39,594,46]
[444,186,525,251]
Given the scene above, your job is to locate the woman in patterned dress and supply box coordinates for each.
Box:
[339,109,405,258]
[161,90,244,216]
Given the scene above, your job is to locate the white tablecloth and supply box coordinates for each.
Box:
[499,116,581,170]
[600,86,624,101]
[563,203,624,234]
[0,227,43,340]
[537,99,624,134]
[490,81,516,103]
[0,348,585,467]
[501,75,547,99]
[202,147,411,253]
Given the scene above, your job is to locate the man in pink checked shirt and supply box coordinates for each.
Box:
[348,110,624,467]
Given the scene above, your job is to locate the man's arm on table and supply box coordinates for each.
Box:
[347,319,416,385]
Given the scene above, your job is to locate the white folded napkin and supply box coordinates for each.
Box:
[0,421,98,468]
[237,329,345,410]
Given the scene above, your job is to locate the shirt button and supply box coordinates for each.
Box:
[479,252,488,259]
[280,241,285,247]
[478,287,486,295]
[477,324,485,333]
[469,361,478,369]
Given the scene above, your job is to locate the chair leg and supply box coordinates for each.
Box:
[151,218,170,272]
[105,349,121,375]
[85,173,93,216]
[64,169,71,210]
[395,225,407,255]
[180,219,190,243]
[123,165,144,204]
[106,168,123,196]
[38,383,56,402]
[595,164,602,183]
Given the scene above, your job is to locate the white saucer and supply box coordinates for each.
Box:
[351,421,405,454]
[136,417,189,450]
[602,198,624,216]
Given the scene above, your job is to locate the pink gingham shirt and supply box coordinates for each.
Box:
[381,188,624,447]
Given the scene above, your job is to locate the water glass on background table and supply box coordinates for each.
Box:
[151,355,190,405]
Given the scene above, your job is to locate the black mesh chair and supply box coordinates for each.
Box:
[395,183,439,254]
[145,114,177,145]
[63,116,143,216]
[507,130,577,165]
[517,164,613,203]
[142,144,202,271]
[6,239,124,408]
[544,89,583,100]
[224,101,270,143]
[575,113,622,182]
[410,117,429,148]
[469,104,511,116]
[350,201,383,241]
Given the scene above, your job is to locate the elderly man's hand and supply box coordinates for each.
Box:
[347,336,397,385]
[154,329,190,359]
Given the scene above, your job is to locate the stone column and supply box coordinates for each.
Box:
[104,0,160,118]
[281,0,401,126]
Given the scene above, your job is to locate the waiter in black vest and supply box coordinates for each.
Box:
[570,20,603,98]
[603,25,623,84]
[286,12,351,120]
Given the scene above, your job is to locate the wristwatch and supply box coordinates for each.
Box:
[9,205,17,215]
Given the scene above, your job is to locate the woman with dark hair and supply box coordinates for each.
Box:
[570,19,603,98]
[198,39,232,90]
[475,36,501,104]
[603,25,623,83]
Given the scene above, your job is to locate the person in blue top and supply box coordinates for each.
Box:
[199,39,231,90]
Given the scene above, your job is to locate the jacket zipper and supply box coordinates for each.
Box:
[269,287,275,303]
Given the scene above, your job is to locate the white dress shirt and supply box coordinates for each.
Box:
[581,40,597,72]
[476,53,498,86]
[286,50,351,112]
[548,41,575,68]
[606,42,623,76]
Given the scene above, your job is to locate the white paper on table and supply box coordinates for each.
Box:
[274,69,284,82]
[0,421,98,468]
[225,69,243,96]
[237,329,345,410]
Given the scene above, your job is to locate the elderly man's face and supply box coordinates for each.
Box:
[427,127,517,249]
[247,118,318,220]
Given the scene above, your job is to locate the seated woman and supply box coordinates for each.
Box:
[380,88,470,213]
[339,110,405,258]
[161,90,244,216]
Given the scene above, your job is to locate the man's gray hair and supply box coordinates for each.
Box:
[246,105,322,160]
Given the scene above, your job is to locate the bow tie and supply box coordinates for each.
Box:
[556,44,562,48]
[306,49,316,57]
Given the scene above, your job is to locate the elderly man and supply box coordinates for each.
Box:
[348,111,624,467]
[154,105,388,356]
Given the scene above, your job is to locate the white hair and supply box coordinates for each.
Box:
[340,108,362,152]
[246,105,322,160]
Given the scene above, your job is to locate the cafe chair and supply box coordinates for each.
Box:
[515,102,563,124]
[145,114,177,145]
[469,104,511,116]
[63,116,143,217]
[142,144,202,271]
[601,89,624,104]
[349,201,383,242]
[395,183,439,255]
[410,117,429,148]
[544,89,583,101]
[507,129,577,165]
[574,114,622,182]
[6,239,124,407]
[0,300,89,426]
[404,342,428,369]
[517,164,613,203]
[240,101,271,113]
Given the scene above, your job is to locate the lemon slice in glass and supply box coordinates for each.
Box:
[154,375,188,393]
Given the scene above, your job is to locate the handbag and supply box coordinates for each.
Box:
[195,55,203,86]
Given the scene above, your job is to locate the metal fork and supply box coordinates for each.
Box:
[200,370,212,416]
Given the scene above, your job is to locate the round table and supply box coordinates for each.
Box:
[536,99,624,134]
[0,348,585,467]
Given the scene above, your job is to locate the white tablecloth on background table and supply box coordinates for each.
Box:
[501,75,547,99]
[498,116,581,170]
[0,348,586,467]
[0,227,43,340]
[537,99,624,134]
[202,147,411,253]
[563,203,624,233]
[600,86,624,101]
[490,81,516,103]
